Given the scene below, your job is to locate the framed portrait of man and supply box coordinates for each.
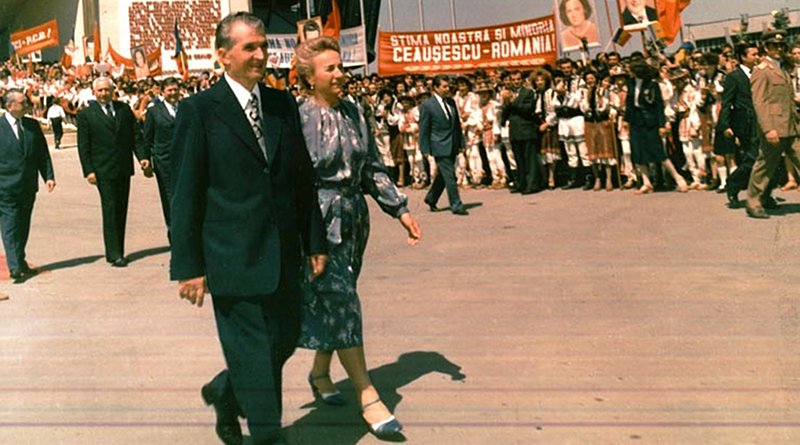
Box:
[618,0,658,31]
[297,17,323,43]
[131,45,150,80]
[555,0,601,52]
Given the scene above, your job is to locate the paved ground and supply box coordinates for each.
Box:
[2,136,800,444]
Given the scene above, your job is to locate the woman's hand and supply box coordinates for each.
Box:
[399,213,421,246]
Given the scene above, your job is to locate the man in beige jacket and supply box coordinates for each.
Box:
[746,29,800,219]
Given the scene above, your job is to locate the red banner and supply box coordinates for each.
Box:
[378,15,557,77]
[10,19,60,56]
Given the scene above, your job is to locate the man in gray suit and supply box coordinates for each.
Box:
[0,89,55,282]
[419,75,468,215]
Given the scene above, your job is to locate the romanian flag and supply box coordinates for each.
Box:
[657,0,691,45]
[322,0,341,40]
[173,20,189,80]
[612,28,631,46]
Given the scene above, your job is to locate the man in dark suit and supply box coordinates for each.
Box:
[622,0,658,26]
[0,89,55,282]
[501,71,541,194]
[170,12,327,445]
[718,42,759,208]
[77,77,149,267]
[419,75,468,215]
[143,77,180,240]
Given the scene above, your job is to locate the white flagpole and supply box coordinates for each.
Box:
[388,0,395,32]
[418,0,425,31]
[360,0,367,75]
[449,0,456,29]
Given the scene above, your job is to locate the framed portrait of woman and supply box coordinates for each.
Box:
[131,45,150,80]
[555,0,601,52]
[618,0,659,31]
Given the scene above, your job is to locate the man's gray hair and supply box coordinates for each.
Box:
[215,12,266,50]
[3,88,25,108]
[92,76,114,90]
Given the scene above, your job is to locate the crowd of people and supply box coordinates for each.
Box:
[2,12,800,443]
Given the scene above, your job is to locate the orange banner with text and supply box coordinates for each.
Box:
[10,19,60,56]
[378,15,557,77]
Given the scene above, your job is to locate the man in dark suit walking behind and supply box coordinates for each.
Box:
[77,76,150,267]
[170,12,327,445]
[718,42,759,208]
[501,71,541,194]
[143,77,181,240]
[420,75,468,215]
[0,89,55,282]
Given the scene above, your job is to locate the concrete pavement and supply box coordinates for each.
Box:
[1,145,800,444]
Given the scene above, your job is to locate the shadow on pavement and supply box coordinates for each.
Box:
[281,351,466,445]
[127,246,170,263]
[37,254,103,272]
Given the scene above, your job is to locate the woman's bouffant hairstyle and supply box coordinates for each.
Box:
[295,36,341,90]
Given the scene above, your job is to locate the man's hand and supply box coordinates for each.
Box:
[765,129,780,146]
[399,213,421,246]
[86,172,97,185]
[178,276,208,307]
[140,160,154,177]
[45,180,56,192]
[723,128,734,139]
[309,254,328,280]
[658,127,669,138]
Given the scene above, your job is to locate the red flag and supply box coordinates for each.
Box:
[323,0,341,40]
[92,21,101,62]
[657,0,691,45]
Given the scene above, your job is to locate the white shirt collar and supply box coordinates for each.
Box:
[740,64,752,79]
[224,73,260,111]
[4,111,18,130]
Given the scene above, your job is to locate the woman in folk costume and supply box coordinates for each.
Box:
[475,84,506,188]
[695,52,725,189]
[373,89,396,170]
[609,66,636,188]
[454,76,482,187]
[624,59,689,194]
[581,71,617,191]
[397,94,425,189]
[531,69,560,190]
[672,69,705,189]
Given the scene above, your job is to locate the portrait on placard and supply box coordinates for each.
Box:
[131,45,149,79]
[297,17,323,43]
[618,0,658,31]
[555,0,601,52]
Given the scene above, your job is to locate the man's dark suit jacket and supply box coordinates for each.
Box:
[169,80,326,297]
[502,87,538,142]
[418,95,464,158]
[143,99,175,171]
[717,66,755,143]
[77,100,147,179]
[0,115,54,198]
[622,6,658,26]
[143,99,176,227]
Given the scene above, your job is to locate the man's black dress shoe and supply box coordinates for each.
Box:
[423,199,438,212]
[110,258,128,268]
[202,384,243,445]
[762,196,778,209]
[726,187,740,208]
[10,267,36,283]
[452,208,469,215]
